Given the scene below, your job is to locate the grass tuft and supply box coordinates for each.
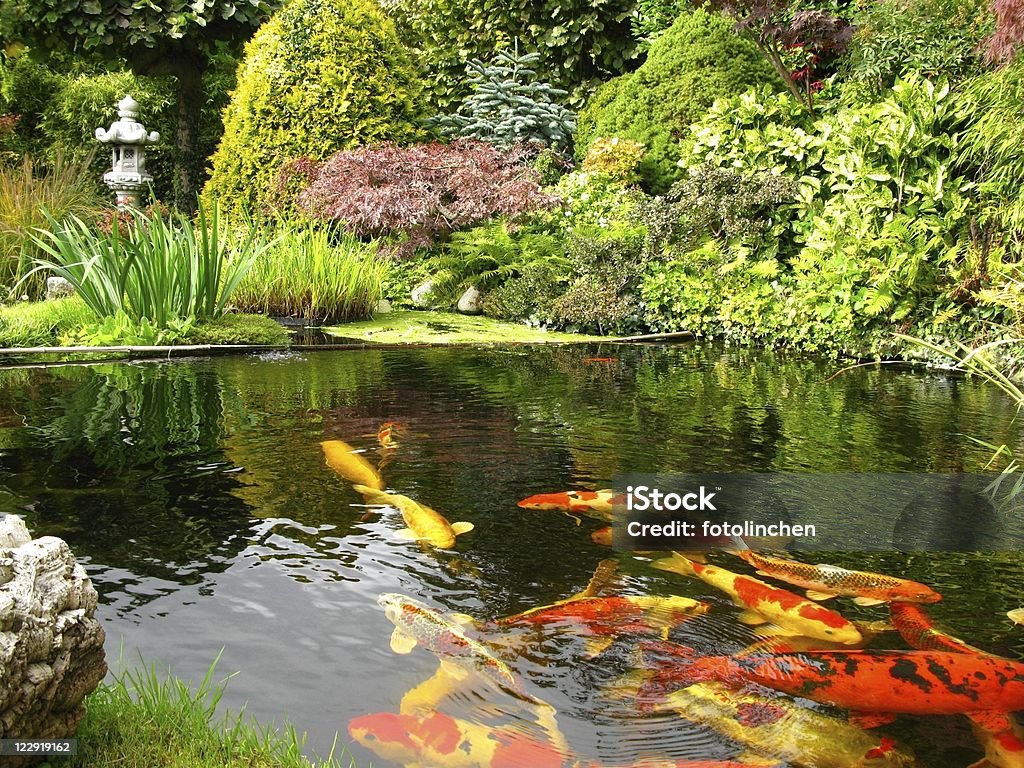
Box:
[72,654,356,768]
[233,223,388,324]
[0,151,103,300]
[0,296,95,348]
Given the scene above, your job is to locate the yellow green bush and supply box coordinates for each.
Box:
[574,8,781,192]
[204,0,427,216]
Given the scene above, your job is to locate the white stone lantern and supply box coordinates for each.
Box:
[94,95,161,209]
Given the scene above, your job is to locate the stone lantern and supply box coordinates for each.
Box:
[94,95,160,209]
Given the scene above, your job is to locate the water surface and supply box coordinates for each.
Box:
[0,344,1021,767]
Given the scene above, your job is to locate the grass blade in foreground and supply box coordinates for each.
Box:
[74,654,355,768]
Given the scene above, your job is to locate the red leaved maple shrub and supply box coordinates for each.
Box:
[282,140,556,256]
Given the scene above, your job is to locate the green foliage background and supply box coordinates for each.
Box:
[383,0,637,112]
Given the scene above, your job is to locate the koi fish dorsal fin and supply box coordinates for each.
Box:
[450,522,474,536]
[805,589,838,602]
[852,596,887,607]
[738,609,770,626]
[577,558,619,599]
[449,613,475,626]
[652,552,697,577]
[583,636,615,658]
[390,627,418,654]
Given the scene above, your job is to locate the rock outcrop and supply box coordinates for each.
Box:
[0,516,106,765]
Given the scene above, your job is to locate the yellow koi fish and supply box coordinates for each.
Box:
[656,681,917,768]
[355,485,473,548]
[320,439,383,490]
[654,553,862,645]
[1009,608,1024,626]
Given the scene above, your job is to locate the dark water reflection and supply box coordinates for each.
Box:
[0,344,1021,767]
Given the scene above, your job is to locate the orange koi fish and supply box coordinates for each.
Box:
[889,603,1024,768]
[320,438,384,489]
[645,644,1024,717]
[355,485,473,548]
[889,602,990,656]
[350,711,765,768]
[517,489,622,521]
[497,595,708,656]
[729,546,941,606]
[653,554,863,645]
[377,421,403,449]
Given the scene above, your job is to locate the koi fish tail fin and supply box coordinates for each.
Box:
[727,533,750,552]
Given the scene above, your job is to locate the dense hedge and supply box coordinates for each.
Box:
[574,8,781,192]
[204,0,427,216]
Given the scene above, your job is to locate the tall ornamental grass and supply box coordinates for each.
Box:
[0,151,102,299]
[232,224,388,323]
[25,202,274,329]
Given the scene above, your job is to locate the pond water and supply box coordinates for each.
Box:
[0,344,1022,767]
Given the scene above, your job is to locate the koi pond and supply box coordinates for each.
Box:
[0,344,1022,767]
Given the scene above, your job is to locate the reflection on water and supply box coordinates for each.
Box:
[0,344,1022,766]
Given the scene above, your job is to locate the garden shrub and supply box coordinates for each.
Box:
[549,228,648,334]
[574,8,782,192]
[631,0,687,52]
[425,219,568,306]
[204,0,427,217]
[842,0,992,102]
[435,46,575,154]
[481,262,567,323]
[289,140,555,256]
[960,59,1024,250]
[382,0,637,112]
[582,137,645,183]
[552,170,645,234]
[639,74,992,355]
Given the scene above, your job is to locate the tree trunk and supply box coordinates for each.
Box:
[175,62,206,213]
[131,45,208,213]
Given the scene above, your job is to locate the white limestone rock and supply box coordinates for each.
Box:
[0,516,105,765]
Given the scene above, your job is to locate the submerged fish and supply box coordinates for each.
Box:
[654,553,863,645]
[651,647,1024,717]
[1009,608,1024,626]
[517,489,622,521]
[349,710,754,768]
[378,421,403,449]
[320,438,384,489]
[654,680,916,768]
[889,602,991,656]
[498,595,708,655]
[378,593,528,701]
[729,545,941,606]
[349,710,568,768]
[355,485,473,548]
